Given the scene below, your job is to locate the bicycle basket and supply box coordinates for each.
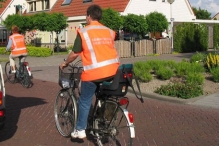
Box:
[59,67,73,88]
[58,66,83,89]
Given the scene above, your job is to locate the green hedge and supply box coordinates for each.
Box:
[213,24,219,49]
[0,46,52,57]
[174,23,208,53]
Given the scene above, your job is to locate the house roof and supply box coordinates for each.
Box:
[212,12,219,20]
[51,0,129,17]
[0,0,11,16]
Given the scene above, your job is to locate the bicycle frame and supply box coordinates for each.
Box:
[55,61,137,145]
[89,95,135,137]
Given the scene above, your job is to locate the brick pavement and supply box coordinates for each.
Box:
[0,78,219,146]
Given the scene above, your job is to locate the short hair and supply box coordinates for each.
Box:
[11,25,19,33]
[87,4,102,21]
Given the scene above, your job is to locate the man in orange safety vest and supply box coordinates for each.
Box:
[60,4,120,139]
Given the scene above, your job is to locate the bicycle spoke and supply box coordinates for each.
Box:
[94,100,133,146]
[54,90,77,137]
[5,62,16,83]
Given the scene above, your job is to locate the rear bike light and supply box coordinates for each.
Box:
[27,67,31,71]
[23,62,29,66]
[119,98,129,105]
[0,110,4,117]
[0,91,2,105]
[123,73,133,79]
[128,113,134,123]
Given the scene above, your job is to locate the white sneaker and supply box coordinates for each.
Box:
[71,130,86,139]
[11,70,16,73]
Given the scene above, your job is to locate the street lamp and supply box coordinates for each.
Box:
[167,0,175,53]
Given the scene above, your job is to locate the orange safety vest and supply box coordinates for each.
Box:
[78,21,120,81]
[9,33,27,55]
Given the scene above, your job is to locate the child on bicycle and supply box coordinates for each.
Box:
[5,25,28,73]
[60,4,120,139]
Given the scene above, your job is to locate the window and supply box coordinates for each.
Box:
[162,0,165,2]
[62,0,72,5]
[29,2,36,12]
[15,5,21,14]
[83,0,92,3]
[42,0,44,10]
[44,0,49,9]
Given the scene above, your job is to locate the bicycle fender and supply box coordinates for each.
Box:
[121,107,135,138]
[26,66,32,76]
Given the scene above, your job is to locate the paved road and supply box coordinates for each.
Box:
[0,79,219,146]
[0,53,219,145]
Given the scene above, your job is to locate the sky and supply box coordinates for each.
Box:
[189,0,219,17]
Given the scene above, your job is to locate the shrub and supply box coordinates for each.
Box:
[174,23,208,53]
[155,83,203,99]
[189,62,205,73]
[147,60,166,73]
[27,47,52,57]
[210,67,219,82]
[175,61,191,77]
[186,72,204,85]
[134,61,152,82]
[190,52,206,63]
[0,47,52,57]
[156,67,174,80]
[138,72,153,82]
[166,60,177,70]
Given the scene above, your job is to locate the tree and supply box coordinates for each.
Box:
[32,12,68,51]
[122,14,148,38]
[3,14,34,34]
[145,11,168,38]
[192,7,211,20]
[32,12,68,33]
[100,7,123,31]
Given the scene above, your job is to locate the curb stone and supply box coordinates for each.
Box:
[128,88,208,105]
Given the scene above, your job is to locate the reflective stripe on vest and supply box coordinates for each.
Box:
[80,26,119,71]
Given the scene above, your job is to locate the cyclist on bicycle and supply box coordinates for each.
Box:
[5,25,28,73]
[60,4,120,139]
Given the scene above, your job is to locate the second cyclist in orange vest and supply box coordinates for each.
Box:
[6,25,28,73]
[60,4,120,139]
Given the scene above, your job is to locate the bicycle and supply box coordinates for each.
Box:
[54,60,143,145]
[5,56,33,88]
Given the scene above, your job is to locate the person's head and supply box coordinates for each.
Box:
[11,25,19,33]
[86,4,102,24]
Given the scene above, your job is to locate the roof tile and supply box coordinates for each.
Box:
[0,0,11,15]
[51,0,129,17]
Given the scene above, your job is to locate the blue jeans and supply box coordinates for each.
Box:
[76,81,97,130]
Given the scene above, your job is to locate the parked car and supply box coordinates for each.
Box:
[123,33,140,41]
[0,65,5,129]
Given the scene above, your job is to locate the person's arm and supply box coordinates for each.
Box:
[6,39,12,51]
[60,34,82,69]
[60,52,79,69]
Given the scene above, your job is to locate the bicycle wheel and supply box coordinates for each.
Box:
[20,66,32,88]
[94,100,134,146]
[54,89,78,137]
[5,61,16,83]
